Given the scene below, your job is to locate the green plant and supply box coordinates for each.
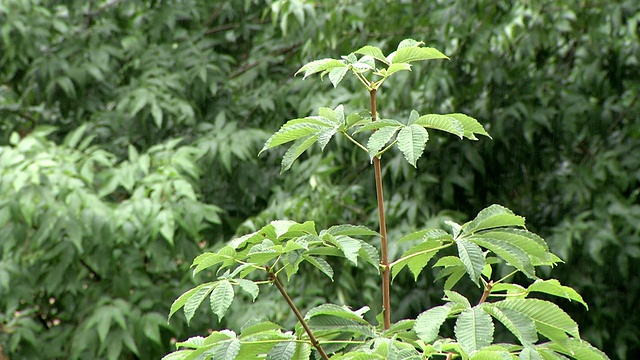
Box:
[180,40,606,359]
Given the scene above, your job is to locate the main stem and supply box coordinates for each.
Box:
[370,88,391,330]
[267,267,329,360]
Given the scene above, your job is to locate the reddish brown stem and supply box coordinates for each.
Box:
[267,267,329,360]
[477,280,494,305]
[370,88,391,330]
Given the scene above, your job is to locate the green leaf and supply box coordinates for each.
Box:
[212,338,241,360]
[456,239,485,286]
[183,283,216,325]
[355,45,389,65]
[546,338,610,360]
[527,279,588,309]
[295,58,346,79]
[396,124,429,167]
[454,306,494,354]
[268,341,297,360]
[392,239,444,280]
[446,113,492,140]
[280,135,317,173]
[462,205,526,235]
[495,299,580,338]
[367,125,401,159]
[444,290,472,308]
[303,255,334,280]
[305,304,369,323]
[261,122,321,153]
[210,280,234,321]
[397,228,452,244]
[385,63,412,76]
[236,279,259,301]
[473,229,550,262]
[414,114,464,138]
[414,303,453,343]
[482,304,538,345]
[358,241,380,272]
[325,224,379,237]
[334,235,362,265]
[329,66,349,87]
[390,46,448,64]
[353,118,403,133]
[64,123,89,148]
[470,236,535,278]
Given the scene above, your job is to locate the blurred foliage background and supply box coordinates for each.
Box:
[1,0,638,359]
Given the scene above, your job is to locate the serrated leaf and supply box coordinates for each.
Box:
[456,239,485,286]
[183,283,216,325]
[291,342,311,360]
[334,235,362,265]
[236,279,259,301]
[358,241,380,272]
[304,255,334,280]
[261,123,321,153]
[328,67,349,87]
[527,280,588,309]
[454,306,494,354]
[355,45,389,65]
[326,224,379,236]
[212,338,241,360]
[385,63,412,76]
[390,46,448,64]
[474,229,550,262]
[483,304,538,345]
[546,338,610,360]
[306,315,374,337]
[305,304,369,322]
[495,299,580,339]
[444,290,472,308]
[392,239,444,280]
[415,303,453,343]
[519,347,544,360]
[398,228,452,244]
[280,135,317,173]
[462,205,526,235]
[353,118,404,133]
[210,280,234,321]
[397,124,429,167]
[414,114,464,138]
[268,341,297,360]
[295,58,346,79]
[470,237,536,278]
[367,125,402,159]
[446,113,492,140]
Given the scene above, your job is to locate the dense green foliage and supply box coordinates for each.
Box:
[1,0,638,359]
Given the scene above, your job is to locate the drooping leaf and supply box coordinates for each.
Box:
[183,282,216,325]
[267,341,297,360]
[384,63,412,76]
[546,338,610,360]
[295,58,347,79]
[329,66,349,87]
[527,279,588,309]
[334,235,362,265]
[261,122,321,153]
[280,135,317,173]
[446,113,492,140]
[396,124,429,167]
[470,237,536,278]
[414,303,453,343]
[495,299,580,339]
[473,229,550,262]
[367,125,402,159]
[482,304,538,345]
[211,338,241,360]
[210,280,234,321]
[456,239,485,286]
[414,114,464,138]
[303,255,334,280]
[454,306,494,354]
[236,279,259,301]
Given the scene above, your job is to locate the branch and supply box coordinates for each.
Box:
[266,267,329,360]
